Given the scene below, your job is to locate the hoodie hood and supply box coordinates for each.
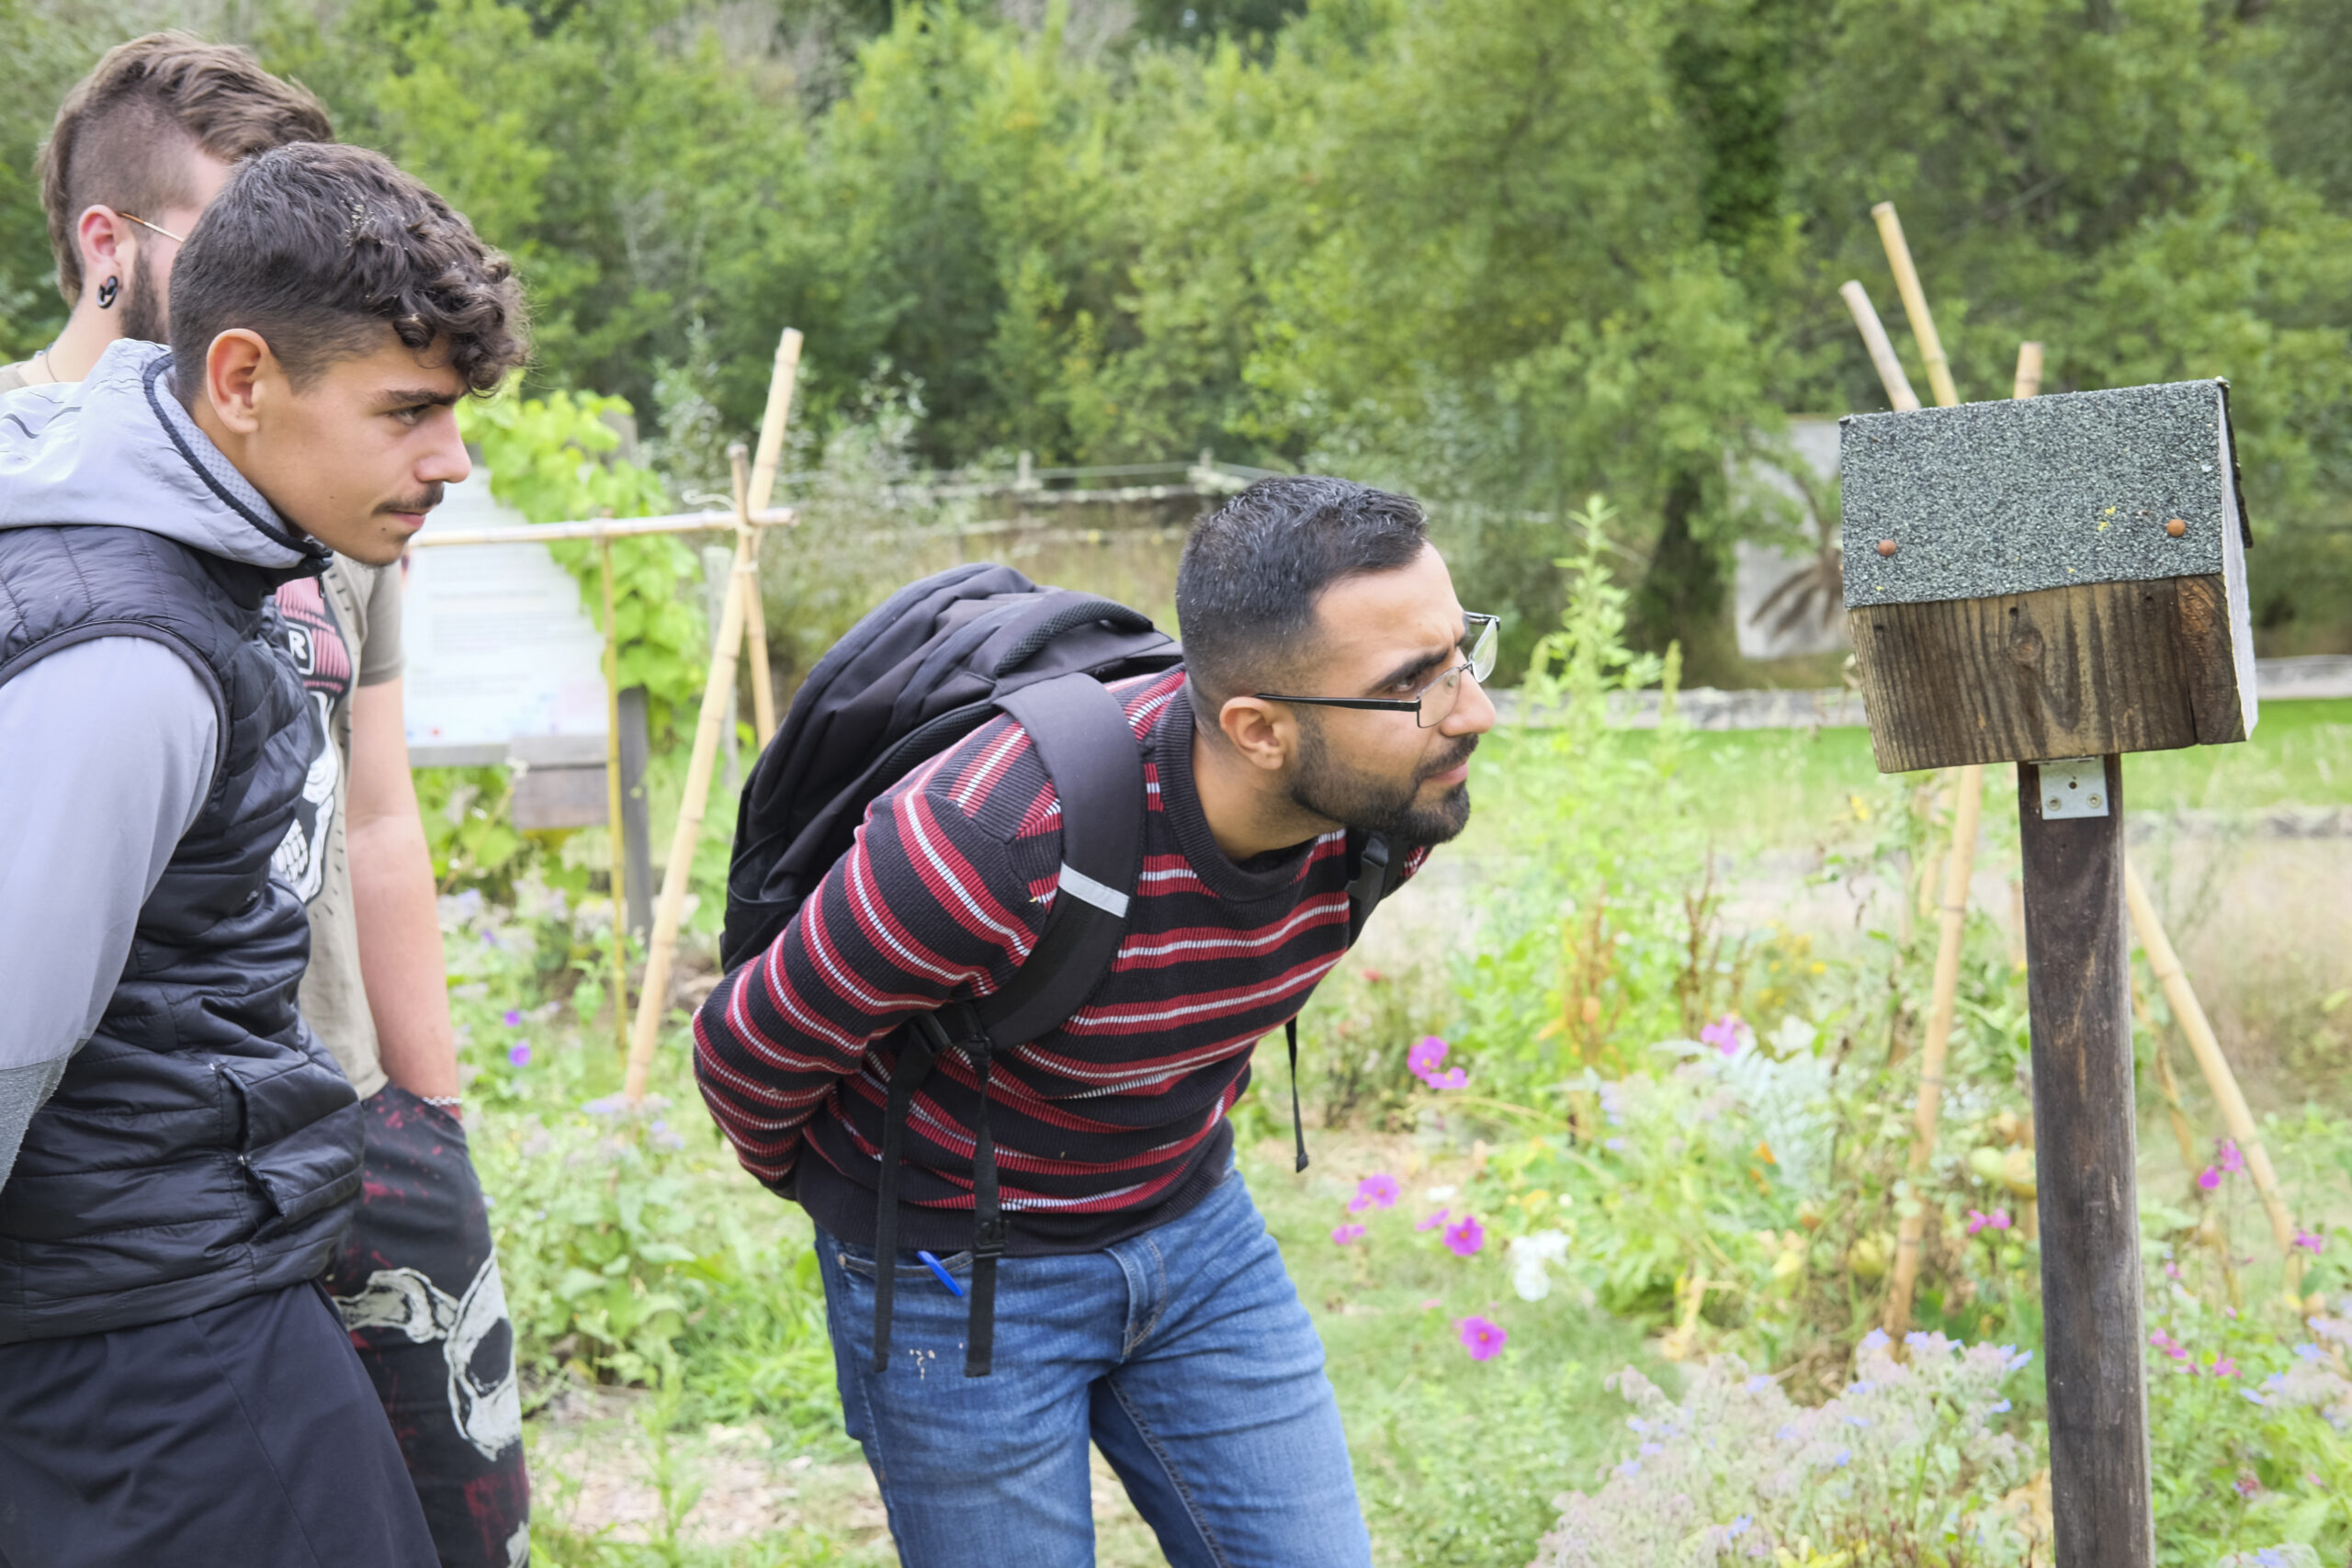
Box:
[0,339,328,577]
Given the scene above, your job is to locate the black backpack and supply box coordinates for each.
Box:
[721,562,1406,1376]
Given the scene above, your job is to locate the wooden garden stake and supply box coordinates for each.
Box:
[2016,756,2154,1568]
[1837,279,1922,412]
[621,334,804,1102]
[600,535,630,1057]
[738,328,801,750]
[2124,863,2302,1286]
[1870,203,1960,410]
[1882,763,1980,1338]
[623,509,750,1100]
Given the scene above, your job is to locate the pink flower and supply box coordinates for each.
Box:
[2296,1228,2326,1255]
[1331,1224,1366,1246]
[2212,1358,2238,1378]
[1700,1013,1748,1058]
[1416,1208,1452,1233]
[1443,1214,1486,1258]
[1408,1036,1449,1079]
[2217,1138,2245,1175]
[503,1009,525,1027]
[507,1043,531,1067]
[2198,1167,2222,1191]
[1966,1209,1992,1235]
[2234,1472,2261,1499]
[1459,1315,1508,1361]
[1349,1173,1401,1213]
[1420,1297,1442,1311]
[1426,1067,1468,1090]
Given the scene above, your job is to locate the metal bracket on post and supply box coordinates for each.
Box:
[2036,757,2110,819]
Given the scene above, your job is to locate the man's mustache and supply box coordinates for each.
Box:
[1418,734,1478,783]
[378,483,445,515]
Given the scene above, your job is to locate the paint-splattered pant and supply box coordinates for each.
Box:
[328,1086,530,1568]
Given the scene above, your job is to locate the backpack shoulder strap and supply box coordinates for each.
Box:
[972,671,1146,1047]
[1345,831,1408,944]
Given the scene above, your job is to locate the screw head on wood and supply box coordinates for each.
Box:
[1876,539,1898,557]
[2165,519,2188,537]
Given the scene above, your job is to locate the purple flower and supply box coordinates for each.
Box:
[2198,1166,2222,1191]
[1443,1214,1486,1258]
[2234,1472,2261,1499]
[1408,1036,1449,1079]
[2296,1228,2325,1255]
[582,1094,627,1116]
[1416,1208,1452,1233]
[507,1043,531,1067]
[503,1009,525,1027]
[1458,1315,1508,1361]
[1349,1173,1400,1213]
[2217,1137,2245,1175]
[1426,1067,1468,1090]
[2212,1357,2238,1378]
[1700,1013,1748,1058]
[1331,1223,1366,1246]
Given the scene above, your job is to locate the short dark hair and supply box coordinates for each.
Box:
[38,32,334,300]
[1175,476,1430,709]
[169,142,528,402]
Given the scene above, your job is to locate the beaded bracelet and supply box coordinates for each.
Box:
[420,1095,463,1112]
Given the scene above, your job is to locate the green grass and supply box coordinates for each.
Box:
[1462,697,2352,855]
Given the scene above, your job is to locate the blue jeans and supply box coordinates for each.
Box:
[815,1160,1372,1568]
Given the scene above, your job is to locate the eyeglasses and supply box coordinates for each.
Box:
[117,211,187,245]
[1256,613,1498,728]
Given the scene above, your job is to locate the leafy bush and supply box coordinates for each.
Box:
[440,889,837,1438]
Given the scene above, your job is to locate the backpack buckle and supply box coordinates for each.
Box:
[973,1215,1008,1260]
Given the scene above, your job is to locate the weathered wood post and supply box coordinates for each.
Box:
[1841,378,2257,1568]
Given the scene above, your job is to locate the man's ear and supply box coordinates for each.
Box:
[1217,694,1295,775]
[202,330,275,436]
[73,206,131,298]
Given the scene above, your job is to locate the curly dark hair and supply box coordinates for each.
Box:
[169,141,527,401]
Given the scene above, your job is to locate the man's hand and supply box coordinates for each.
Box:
[347,677,460,1100]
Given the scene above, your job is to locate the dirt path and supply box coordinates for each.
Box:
[527,1384,1170,1564]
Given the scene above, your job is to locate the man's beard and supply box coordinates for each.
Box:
[1288,713,1476,848]
[119,269,166,346]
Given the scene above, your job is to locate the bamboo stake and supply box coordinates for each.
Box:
[1871,203,1961,409]
[2012,341,2045,400]
[1884,765,1983,1337]
[2124,862,2301,1284]
[600,536,630,1059]
[1838,279,1923,412]
[622,523,749,1103]
[1875,308,2014,1342]
[405,509,791,548]
[739,329,800,750]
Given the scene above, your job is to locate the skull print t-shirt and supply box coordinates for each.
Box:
[271,557,404,1100]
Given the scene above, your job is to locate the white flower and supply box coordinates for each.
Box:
[1509,1229,1572,1302]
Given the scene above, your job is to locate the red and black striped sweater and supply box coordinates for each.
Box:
[693,667,1427,1255]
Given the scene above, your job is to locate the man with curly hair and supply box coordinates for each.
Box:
[0,141,527,1568]
[5,39,534,1565]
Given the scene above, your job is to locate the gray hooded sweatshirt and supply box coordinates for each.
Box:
[0,340,322,1188]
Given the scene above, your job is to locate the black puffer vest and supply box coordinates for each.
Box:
[0,523,361,1343]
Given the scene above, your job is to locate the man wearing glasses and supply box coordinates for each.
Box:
[695,475,1494,1567]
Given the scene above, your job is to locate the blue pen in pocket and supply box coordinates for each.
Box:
[916,1250,966,1298]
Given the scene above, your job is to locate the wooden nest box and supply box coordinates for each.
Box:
[1842,379,2256,773]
